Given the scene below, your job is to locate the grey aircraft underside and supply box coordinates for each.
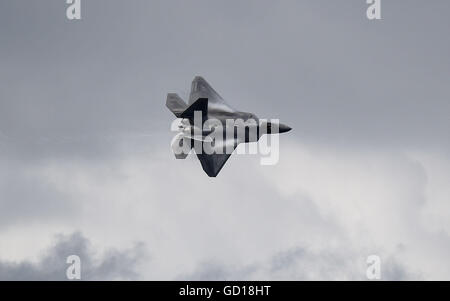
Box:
[166,76,291,177]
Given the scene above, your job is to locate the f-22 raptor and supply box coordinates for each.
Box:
[166,76,291,177]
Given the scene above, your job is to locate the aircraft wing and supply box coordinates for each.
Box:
[195,139,239,177]
[189,76,236,113]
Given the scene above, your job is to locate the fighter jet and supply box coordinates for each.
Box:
[166,76,291,177]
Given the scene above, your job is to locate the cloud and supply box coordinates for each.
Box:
[0,157,80,229]
[0,133,449,280]
[181,246,416,281]
[0,232,146,281]
[5,140,448,279]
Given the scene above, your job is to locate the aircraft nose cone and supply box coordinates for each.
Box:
[279,123,292,133]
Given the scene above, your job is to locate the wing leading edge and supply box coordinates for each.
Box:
[189,76,236,113]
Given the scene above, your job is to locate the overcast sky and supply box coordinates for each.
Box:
[0,0,449,280]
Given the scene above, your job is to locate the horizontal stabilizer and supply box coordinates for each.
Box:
[166,93,188,118]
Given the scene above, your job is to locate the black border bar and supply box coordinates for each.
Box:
[0,281,448,298]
